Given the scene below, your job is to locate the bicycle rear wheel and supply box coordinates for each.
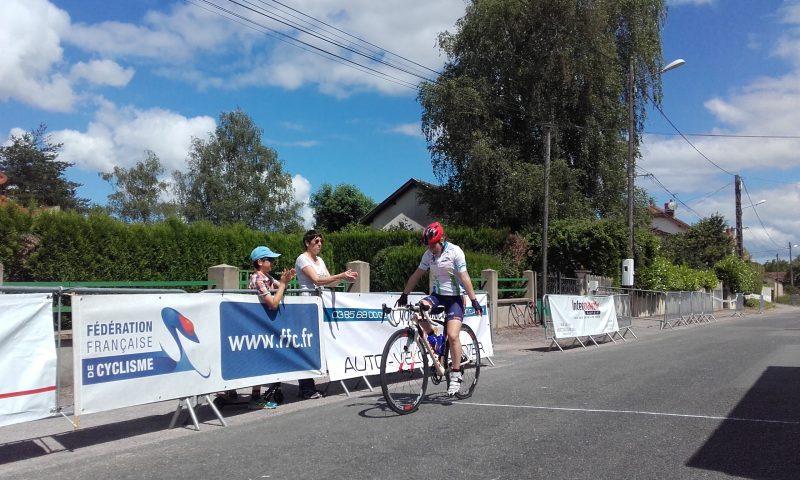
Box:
[380,328,429,414]
[443,323,480,399]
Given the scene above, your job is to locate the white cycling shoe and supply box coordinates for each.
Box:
[447,371,462,396]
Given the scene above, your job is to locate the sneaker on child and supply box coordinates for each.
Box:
[248,396,278,410]
[447,371,463,396]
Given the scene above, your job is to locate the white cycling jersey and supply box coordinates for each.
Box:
[418,242,467,296]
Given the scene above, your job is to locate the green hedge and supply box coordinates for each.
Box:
[0,207,508,292]
[372,244,503,293]
[636,257,719,291]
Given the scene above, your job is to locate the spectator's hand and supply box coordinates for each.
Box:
[471,298,483,316]
[280,268,296,283]
[397,293,408,307]
[342,269,359,281]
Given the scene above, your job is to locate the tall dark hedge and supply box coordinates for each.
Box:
[1,205,631,290]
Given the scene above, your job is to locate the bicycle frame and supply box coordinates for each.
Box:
[382,303,446,376]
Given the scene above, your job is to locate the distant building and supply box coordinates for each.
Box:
[649,201,689,236]
[359,178,435,230]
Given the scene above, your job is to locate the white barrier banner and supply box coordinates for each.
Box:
[73,293,324,415]
[548,295,619,339]
[0,293,57,427]
[321,291,492,382]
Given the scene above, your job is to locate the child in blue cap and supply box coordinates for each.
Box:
[247,245,295,409]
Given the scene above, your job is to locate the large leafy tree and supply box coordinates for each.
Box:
[0,124,88,210]
[100,150,175,223]
[663,214,733,269]
[310,183,376,232]
[173,109,303,231]
[418,0,667,229]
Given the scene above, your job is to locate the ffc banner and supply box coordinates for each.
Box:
[0,293,57,428]
[73,293,324,415]
[547,295,619,339]
[320,291,493,382]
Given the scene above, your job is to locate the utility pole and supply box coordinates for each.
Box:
[735,175,743,258]
[627,58,636,259]
[541,125,551,299]
[790,242,795,287]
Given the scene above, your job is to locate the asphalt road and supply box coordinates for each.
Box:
[3,307,800,480]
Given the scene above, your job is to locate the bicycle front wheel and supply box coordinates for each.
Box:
[380,328,429,414]
[443,323,481,399]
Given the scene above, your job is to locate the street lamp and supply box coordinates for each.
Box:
[626,57,685,265]
[744,199,766,209]
[790,243,798,287]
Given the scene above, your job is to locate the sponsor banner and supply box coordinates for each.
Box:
[0,294,57,427]
[547,295,619,339]
[320,291,493,382]
[73,293,323,415]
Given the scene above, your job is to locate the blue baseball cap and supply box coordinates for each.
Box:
[250,245,281,262]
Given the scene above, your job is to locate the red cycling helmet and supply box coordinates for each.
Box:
[422,222,444,246]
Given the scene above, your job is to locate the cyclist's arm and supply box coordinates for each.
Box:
[402,268,426,295]
[457,270,478,302]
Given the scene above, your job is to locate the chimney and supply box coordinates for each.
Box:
[663,201,675,218]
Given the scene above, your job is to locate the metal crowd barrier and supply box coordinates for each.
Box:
[542,293,636,351]
[0,285,188,427]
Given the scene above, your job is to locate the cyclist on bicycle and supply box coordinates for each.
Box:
[397,222,483,396]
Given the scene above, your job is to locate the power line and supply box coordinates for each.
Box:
[189,0,422,90]
[649,100,737,177]
[216,0,437,83]
[635,165,703,219]
[260,0,442,77]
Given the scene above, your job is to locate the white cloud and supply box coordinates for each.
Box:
[49,100,215,173]
[70,60,135,87]
[292,174,315,229]
[390,123,423,138]
[0,0,75,111]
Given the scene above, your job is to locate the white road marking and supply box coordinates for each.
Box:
[457,401,800,425]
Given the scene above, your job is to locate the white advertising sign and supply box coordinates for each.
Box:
[73,293,324,415]
[321,291,493,381]
[0,293,57,427]
[547,295,619,339]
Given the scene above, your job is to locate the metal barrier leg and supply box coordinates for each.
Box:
[169,397,201,431]
[339,380,351,397]
[203,394,227,427]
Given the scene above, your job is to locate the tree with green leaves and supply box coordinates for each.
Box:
[173,109,303,231]
[310,183,376,232]
[662,214,733,269]
[714,255,761,295]
[100,150,175,223]
[418,0,667,230]
[0,124,88,210]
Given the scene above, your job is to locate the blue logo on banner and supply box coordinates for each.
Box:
[219,302,321,380]
[82,307,211,385]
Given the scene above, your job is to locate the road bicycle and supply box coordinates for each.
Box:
[509,299,537,328]
[379,302,480,414]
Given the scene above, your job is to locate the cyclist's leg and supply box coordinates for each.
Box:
[446,317,463,371]
[444,296,465,370]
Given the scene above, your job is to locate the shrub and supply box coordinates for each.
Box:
[714,255,761,295]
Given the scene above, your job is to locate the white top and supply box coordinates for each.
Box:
[295,253,331,290]
[418,242,467,296]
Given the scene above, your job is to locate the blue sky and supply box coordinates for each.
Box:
[1,0,799,264]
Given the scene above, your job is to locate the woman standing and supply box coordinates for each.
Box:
[294,229,359,399]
